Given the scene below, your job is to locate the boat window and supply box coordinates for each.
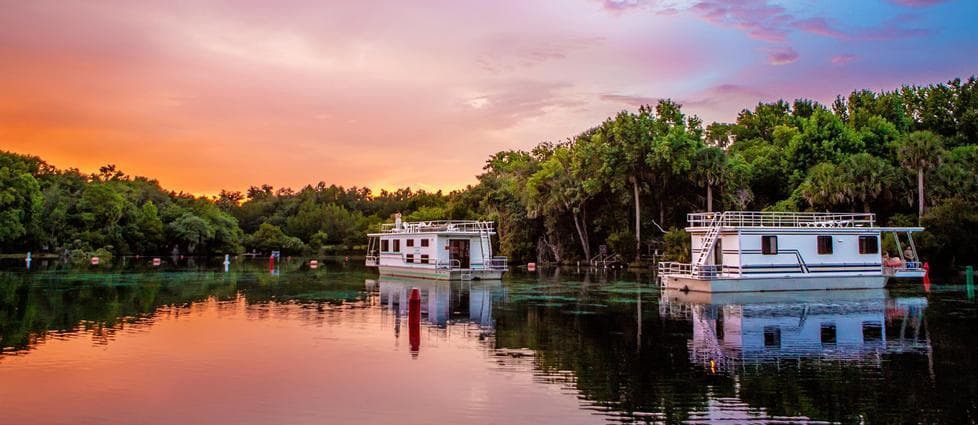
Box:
[862,322,882,342]
[858,235,878,254]
[406,239,414,247]
[820,323,837,345]
[405,254,414,263]
[420,254,429,264]
[393,239,401,253]
[381,239,389,252]
[763,326,780,347]
[817,236,833,255]
[421,239,429,247]
[761,236,778,255]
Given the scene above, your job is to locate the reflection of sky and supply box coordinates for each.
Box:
[0,295,591,425]
[1,1,974,195]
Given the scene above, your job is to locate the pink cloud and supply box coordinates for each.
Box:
[599,94,660,107]
[600,84,767,112]
[765,46,798,65]
[831,54,857,65]
[792,17,847,38]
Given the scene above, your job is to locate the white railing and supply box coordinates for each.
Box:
[486,257,509,271]
[658,261,740,279]
[435,258,462,270]
[376,220,496,234]
[687,211,875,228]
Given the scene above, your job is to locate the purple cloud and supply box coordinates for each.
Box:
[792,14,930,41]
[691,0,793,42]
[765,46,798,65]
[888,0,947,6]
[596,0,655,14]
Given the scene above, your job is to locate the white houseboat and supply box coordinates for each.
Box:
[365,214,508,280]
[658,211,925,293]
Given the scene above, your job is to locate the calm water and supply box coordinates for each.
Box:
[1,258,975,424]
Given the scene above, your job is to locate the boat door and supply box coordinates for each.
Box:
[449,239,470,268]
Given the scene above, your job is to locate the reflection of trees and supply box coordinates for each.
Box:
[923,290,978,424]
[492,295,726,423]
[493,284,966,424]
[736,355,937,423]
[0,263,373,354]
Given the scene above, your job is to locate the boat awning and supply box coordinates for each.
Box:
[877,227,925,232]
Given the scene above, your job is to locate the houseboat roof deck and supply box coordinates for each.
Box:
[370,220,496,235]
[687,211,877,229]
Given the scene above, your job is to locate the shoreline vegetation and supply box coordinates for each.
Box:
[2,76,977,271]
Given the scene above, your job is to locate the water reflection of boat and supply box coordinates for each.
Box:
[660,288,931,370]
[366,277,502,328]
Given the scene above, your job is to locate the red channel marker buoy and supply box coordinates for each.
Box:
[409,287,421,354]
[923,262,931,292]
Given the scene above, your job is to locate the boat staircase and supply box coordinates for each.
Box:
[477,221,493,267]
[691,212,726,278]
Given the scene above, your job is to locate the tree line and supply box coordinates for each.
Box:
[2,76,976,269]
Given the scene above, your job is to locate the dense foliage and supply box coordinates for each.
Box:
[2,76,976,269]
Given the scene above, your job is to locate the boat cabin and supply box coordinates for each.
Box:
[365,215,508,280]
[658,211,925,293]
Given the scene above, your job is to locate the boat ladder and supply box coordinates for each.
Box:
[691,212,726,276]
[478,221,493,269]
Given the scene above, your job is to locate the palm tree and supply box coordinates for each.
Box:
[693,146,727,212]
[798,162,848,211]
[843,153,892,213]
[898,131,944,221]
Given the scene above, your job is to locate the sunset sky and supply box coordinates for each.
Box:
[1,0,976,196]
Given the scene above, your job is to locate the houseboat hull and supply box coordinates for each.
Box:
[378,265,504,281]
[661,274,887,293]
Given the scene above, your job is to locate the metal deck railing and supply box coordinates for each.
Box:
[658,261,741,279]
[687,211,875,228]
[376,220,496,234]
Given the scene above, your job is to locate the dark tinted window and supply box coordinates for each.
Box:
[405,254,414,263]
[862,322,882,342]
[859,236,878,254]
[381,240,389,252]
[393,240,401,253]
[821,323,837,345]
[761,236,778,255]
[420,254,429,264]
[421,239,430,247]
[817,236,833,254]
[406,239,414,247]
[764,326,781,347]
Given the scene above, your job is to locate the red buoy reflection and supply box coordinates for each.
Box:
[409,287,421,356]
